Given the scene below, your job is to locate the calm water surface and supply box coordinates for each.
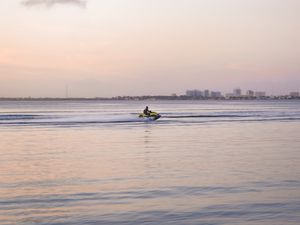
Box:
[0,100,300,225]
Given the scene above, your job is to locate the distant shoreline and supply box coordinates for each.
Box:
[0,96,299,101]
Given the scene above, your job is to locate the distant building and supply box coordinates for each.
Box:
[246,90,254,97]
[290,92,299,97]
[255,92,266,98]
[186,90,193,96]
[225,93,235,99]
[211,91,222,98]
[233,88,242,97]
[204,90,210,98]
[186,90,203,97]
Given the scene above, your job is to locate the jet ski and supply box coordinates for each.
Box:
[139,111,161,121]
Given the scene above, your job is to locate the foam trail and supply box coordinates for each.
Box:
[0,115,39,120]
[35,114,142,124]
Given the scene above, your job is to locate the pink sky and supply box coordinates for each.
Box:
[0,0,299,97]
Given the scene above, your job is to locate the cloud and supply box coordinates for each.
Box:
[21,0,87,8]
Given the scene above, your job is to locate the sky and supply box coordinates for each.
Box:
[0,0,299,97]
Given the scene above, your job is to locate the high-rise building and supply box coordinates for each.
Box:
[186,90,203,97]
[211,91,222,98]
[233,88,242,97]
[246,90,254,97]
[290,92,299,97]
[204,90,210,98]
[255,92,266,98]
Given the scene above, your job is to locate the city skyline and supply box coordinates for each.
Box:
[0,0,300,97]
[185,87,299,99]
[1,86,299,100]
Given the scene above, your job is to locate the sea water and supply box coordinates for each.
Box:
[0,100,300,225]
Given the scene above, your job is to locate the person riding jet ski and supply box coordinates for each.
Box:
[139,106,161,120]
[143,106,151,116]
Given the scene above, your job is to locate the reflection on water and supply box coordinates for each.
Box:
[0,100,300,225]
